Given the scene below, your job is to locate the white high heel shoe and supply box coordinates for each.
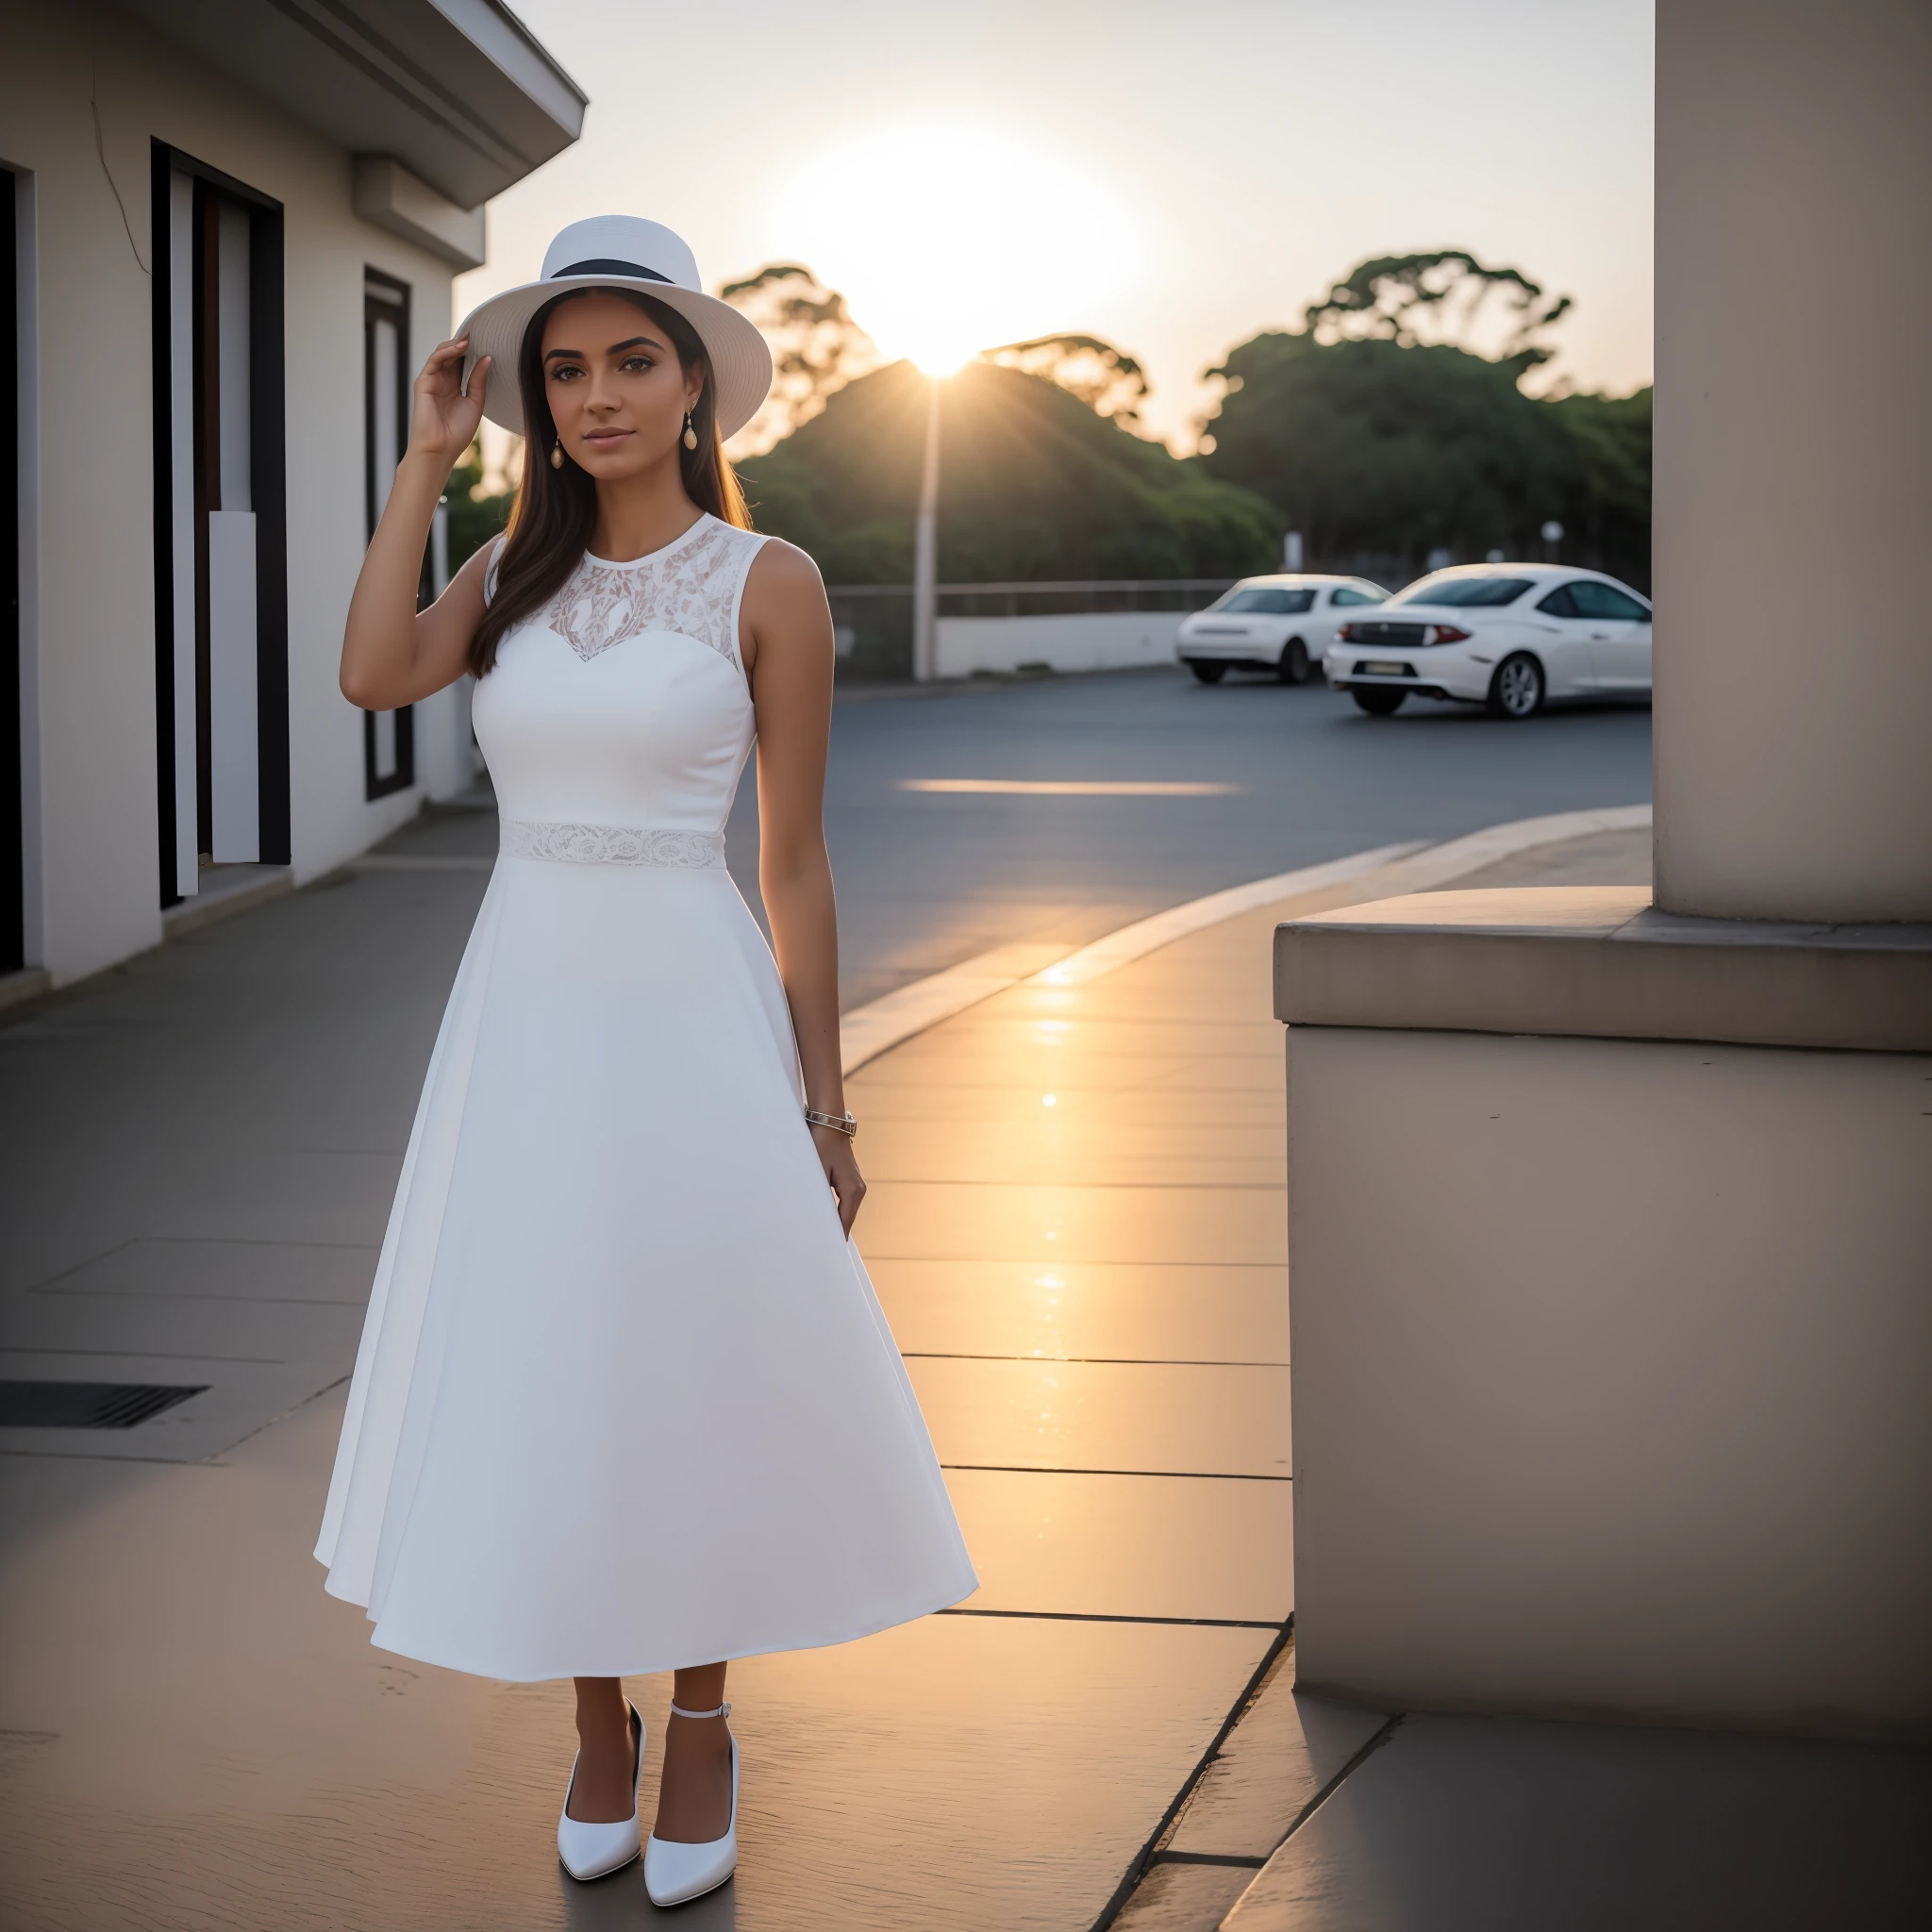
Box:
[557,1700,644,1881]
[644,1700,739,1907]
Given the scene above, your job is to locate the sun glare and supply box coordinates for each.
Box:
[772,126,1140,375]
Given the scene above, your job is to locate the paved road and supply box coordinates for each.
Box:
[398,668,1654,1007]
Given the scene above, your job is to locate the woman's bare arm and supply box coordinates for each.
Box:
[741,540,863,1233]
[340,337,495,711]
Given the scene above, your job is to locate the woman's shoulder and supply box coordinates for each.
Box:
[740,533,824,599]
[735,536,830,675]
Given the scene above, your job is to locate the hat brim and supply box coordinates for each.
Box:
[454,277,774,443]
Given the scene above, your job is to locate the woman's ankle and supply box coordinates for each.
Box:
[573,1676,629,1743]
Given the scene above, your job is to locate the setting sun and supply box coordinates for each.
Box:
[771,125,1141,375]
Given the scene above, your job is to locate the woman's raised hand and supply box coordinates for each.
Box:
[341,336,494,710]
[410,337,491,468]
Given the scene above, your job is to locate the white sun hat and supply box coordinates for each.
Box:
[454,215,774,441]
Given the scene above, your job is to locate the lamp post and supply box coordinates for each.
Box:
[911,372,941,681]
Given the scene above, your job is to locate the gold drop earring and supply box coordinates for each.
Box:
[550,439,564,470]
[682,410,698,452]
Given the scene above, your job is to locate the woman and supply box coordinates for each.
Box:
[315,216,975,1907]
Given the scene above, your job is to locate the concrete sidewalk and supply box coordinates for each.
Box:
[5,818,1921,1928]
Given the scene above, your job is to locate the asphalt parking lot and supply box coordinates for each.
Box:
[791,667,1652,1003]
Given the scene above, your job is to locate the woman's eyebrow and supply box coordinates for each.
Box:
[544,334,663,365]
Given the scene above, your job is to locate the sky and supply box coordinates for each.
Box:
[462,0,1655,451]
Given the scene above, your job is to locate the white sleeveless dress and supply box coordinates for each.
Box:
[315,513,975,1682]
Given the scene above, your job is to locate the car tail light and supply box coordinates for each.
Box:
[1427,625,1471,645]
[1336,624,1354,641]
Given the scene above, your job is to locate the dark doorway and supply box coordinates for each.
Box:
[150,144,289,909]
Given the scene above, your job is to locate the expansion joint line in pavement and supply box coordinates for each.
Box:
[1089,1618,1295,1932]
[941,1461,1290,1482]
[1158,1851,1269,1869]
[939,1608,1282,1631]
[1264,1711,1406,1857]
[1122,1711,1408,1901]
[1092,1682,1407,1929]
[904,1352,1290,1368]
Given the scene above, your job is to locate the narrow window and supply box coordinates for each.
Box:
[362,269,415,799]
[1,169,21,973]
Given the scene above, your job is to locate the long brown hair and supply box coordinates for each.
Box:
[469,289,754,675]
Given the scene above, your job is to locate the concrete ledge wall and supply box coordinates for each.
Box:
[1287,1024,1932,1740]
[934,614,1181,677]
[1275,887,1932,1053]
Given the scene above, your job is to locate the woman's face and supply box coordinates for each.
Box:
[540,291,701,481]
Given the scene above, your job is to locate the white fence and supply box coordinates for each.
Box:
[825,578,1234,680]
[935,612,1184,677]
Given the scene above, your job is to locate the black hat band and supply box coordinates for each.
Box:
[550,258,675,283]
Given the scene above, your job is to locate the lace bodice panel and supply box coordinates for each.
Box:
[484,515,764,670]
[543,518,759,667]
[471,515,768,847]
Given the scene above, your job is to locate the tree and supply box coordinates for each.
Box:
[718,263,881,457]
[741,358,1276,588]
[443,439,515,570]
[1198,253,1649,589]
[980,333,1151,431]
[1546,387,1652,588]
[1303,250,1573,367]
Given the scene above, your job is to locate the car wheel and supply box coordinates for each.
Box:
[1487,653,1545,719]
[1189,660,1229,685]
[1276,637,1313,685]
[1351,688,1406,716]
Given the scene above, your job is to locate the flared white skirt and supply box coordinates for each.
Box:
[315,855,975,1682]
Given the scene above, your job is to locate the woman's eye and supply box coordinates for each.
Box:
[551,366,582,382]
[621,356,651,374]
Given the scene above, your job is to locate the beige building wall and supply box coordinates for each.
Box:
[1277,0,1932,1746]
[1653,0,1932,922]
[3,1,462,986]
[1286,1024,1932,1740]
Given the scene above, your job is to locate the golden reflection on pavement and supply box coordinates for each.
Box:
[898,779,1240,795]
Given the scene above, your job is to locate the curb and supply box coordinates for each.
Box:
[839,805,1651,1074]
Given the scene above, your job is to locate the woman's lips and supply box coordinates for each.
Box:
[584,428,631,445]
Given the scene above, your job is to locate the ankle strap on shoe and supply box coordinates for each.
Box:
[669,1700,731,1721]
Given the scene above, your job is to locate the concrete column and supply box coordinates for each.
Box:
[1654,0,1932,922]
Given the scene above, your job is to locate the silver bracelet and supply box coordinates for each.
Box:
[805,1108,858,1141]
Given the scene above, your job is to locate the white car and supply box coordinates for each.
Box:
[1324,564,1653,719]
[1177,575,1391,686]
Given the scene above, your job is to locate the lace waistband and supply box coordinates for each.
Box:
[501,820,726,869]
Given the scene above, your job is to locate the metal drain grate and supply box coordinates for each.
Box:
[0,1381,208,1428]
